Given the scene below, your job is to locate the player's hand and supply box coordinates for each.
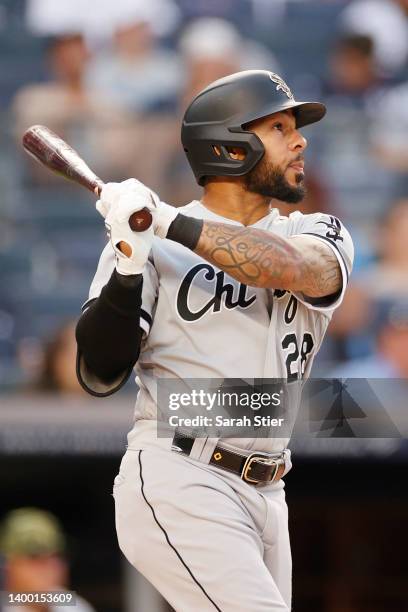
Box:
[96,178,179,240]
[104,191,155,275]
[96,178,159,219]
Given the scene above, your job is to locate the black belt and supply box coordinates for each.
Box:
[172,431,286,485]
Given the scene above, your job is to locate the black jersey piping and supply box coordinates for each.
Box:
[140,308,152,327]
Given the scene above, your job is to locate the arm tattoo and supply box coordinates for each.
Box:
[296,238,342,298]
[195,221,302,288]
[194,221,342,297]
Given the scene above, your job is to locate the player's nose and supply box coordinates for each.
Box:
[289,130,307,152]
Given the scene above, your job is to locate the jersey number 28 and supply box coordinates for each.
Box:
[282,332,314,381]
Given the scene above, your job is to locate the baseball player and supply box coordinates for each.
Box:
[76,70,353,611]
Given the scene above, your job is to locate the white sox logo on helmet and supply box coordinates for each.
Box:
[269,72,294,101]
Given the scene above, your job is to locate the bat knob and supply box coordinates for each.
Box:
[129,208,153,232]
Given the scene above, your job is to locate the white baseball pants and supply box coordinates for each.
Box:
[113,436,292,611]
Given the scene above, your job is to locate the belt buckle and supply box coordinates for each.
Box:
[241,452,279,485]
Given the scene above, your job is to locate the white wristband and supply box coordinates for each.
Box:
[155,202,179,239]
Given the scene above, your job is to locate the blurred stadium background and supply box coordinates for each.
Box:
[0,0,407,610]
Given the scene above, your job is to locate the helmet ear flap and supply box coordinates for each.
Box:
[182,123,265,186]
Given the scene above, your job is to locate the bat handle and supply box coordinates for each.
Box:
[93,181,153,233]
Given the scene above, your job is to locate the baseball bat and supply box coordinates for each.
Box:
[22,125,153,233]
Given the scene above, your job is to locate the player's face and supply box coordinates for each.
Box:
[244,110,307,203]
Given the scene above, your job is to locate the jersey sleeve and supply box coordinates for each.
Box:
[82,242,115,310]
[83,242,159,337]
[290,212,354,313]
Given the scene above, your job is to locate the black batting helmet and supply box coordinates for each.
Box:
[181,70,326,186]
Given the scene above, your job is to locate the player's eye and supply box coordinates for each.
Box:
[273,123,284,132]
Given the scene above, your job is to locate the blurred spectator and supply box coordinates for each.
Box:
[371,81,408,176]
[12,32,133,182]
[14,34,91,132]
[178,18,243,104]
[340,0,408,75]
[85,4,183,114]
[0,508,95,611]
[330,298,408,377]
[326,34,386,103]
[35,321,82,394]
[19,321,83,395]
[317,32,397,232]
[178,17,279,104]
[317,188,408,374]
[359,199,408,299]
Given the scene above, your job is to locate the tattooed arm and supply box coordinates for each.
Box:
[194,221,342,298]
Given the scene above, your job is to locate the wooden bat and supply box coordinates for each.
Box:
[22,125,153,235]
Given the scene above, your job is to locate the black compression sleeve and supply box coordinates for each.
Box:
[167,213,203,251]
[75,270,143,389]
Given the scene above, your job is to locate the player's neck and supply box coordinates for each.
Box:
[201,181,271,226]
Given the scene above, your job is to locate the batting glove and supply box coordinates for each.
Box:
[96,178,160,219]
[104,191,155,276]
[96,178,179,240]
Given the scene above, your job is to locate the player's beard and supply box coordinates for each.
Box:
[244,155,306,203]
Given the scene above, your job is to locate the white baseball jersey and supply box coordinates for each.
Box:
[86,201,353,453]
